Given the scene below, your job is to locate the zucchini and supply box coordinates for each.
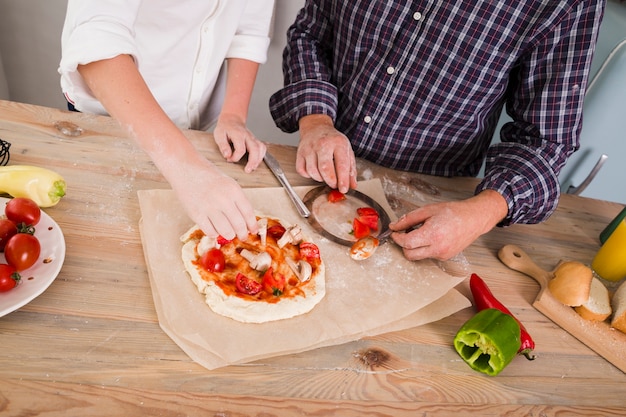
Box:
[0,165,66,207]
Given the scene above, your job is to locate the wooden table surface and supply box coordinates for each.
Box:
[0,99,624,416]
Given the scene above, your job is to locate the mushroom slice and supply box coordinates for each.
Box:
[257,218,268,247]
[240,249,272,271]
[286,257,313,282]
[197,235,219,257]
[277,224,303,248]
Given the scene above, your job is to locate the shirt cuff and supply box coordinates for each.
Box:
[476,142,560,226]
[227,34,271,64]
[269,80,338,133]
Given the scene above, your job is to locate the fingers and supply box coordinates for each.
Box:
[213,120,267,172]
[296,130,357,192]
[197,198,257,242]
[242,138,266,173]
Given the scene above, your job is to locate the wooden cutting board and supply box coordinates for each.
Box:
[498,244,626,374]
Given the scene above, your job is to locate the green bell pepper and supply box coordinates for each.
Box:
[454,308,521,376]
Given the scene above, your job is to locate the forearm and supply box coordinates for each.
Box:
[220,58,259,123]
[77,55,217,176]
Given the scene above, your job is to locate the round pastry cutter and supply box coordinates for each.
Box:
[302,185,392,247]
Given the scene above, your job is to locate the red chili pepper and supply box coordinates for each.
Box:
[469,273,536,360]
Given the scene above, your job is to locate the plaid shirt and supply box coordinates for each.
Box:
[269,0,605,225]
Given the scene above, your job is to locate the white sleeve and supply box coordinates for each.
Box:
[226,0,274,63]
[58,0,142,108]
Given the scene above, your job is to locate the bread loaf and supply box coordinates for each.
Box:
[548,261,593,306]
[575,277,612,321]
[610,280,626,333]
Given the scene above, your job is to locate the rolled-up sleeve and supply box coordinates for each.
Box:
[227,0,274,64]
[269,0,338,132]
[477,0,605,225]
[59,1,141,109]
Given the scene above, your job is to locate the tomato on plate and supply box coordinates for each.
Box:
[356,207,379,231]
[235,273,262,295]
[267,224,286,240]
[0,218,17,251]
[327,189,346,203]
[4,233,41,271]
[200,248,226,272]
[0,263,21,292]
[5,197,41,227]
[352,218,371,239]
[261,267,286,296]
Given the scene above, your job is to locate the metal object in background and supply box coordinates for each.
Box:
[566,154,608,196]
[0,139,10,166]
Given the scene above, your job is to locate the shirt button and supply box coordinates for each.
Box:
[386,66,395,75]
[364,116,372,123]
[413,11,423,21]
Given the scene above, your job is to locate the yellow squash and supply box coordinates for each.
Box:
[0,165,66,207]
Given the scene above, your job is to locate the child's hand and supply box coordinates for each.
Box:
[213,114,266,173]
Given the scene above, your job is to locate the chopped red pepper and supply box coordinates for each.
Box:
[469,273,536,360]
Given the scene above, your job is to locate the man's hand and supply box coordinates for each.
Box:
[389,190,509,260]
[297,114,358,193]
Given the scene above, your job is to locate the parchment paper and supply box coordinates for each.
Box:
[138,180,470,370]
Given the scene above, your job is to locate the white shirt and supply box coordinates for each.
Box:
[59,0,274,131]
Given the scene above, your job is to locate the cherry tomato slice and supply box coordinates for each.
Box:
[200,248,226,272]
[267,225,286,240]
[5,197,41,226]
[299,242,321,261]
[0,218,17,251]
[0,263,21,292]
[261,267,285,296]
[4,233,41,271]
[352,217,371,239]
[328,189,346,203]
[217,236,233,246]
[235,273,262,295]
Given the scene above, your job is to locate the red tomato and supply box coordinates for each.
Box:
[261,267,285,296]
[0,218,17,251]
[0,263,21,292]
[267,224,286,240]
[200,248,226,272]
[356,207,379,231]
[327,189,346,203]
[217,236,233,246]
[235,273,262,295]
[299,242,321,261]
[4,233,41,271]
[5,197,41,226]
[352,218,371,239]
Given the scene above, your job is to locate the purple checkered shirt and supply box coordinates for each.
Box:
[269,0,605,225]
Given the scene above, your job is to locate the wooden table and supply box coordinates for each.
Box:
[0,99,624,416]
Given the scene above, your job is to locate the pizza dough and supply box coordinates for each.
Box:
[180,216,326,323]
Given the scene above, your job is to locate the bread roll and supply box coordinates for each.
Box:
[548,261,593,306]
[575,277,611,321]
[610,280,626,333]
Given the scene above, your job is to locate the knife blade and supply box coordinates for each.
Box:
[264,152,310,218]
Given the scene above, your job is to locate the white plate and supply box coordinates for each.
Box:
[0,197,66,317]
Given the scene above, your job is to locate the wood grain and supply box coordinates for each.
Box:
[1,100,625,416]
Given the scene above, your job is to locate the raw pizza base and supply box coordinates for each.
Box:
[180,218,326,323]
